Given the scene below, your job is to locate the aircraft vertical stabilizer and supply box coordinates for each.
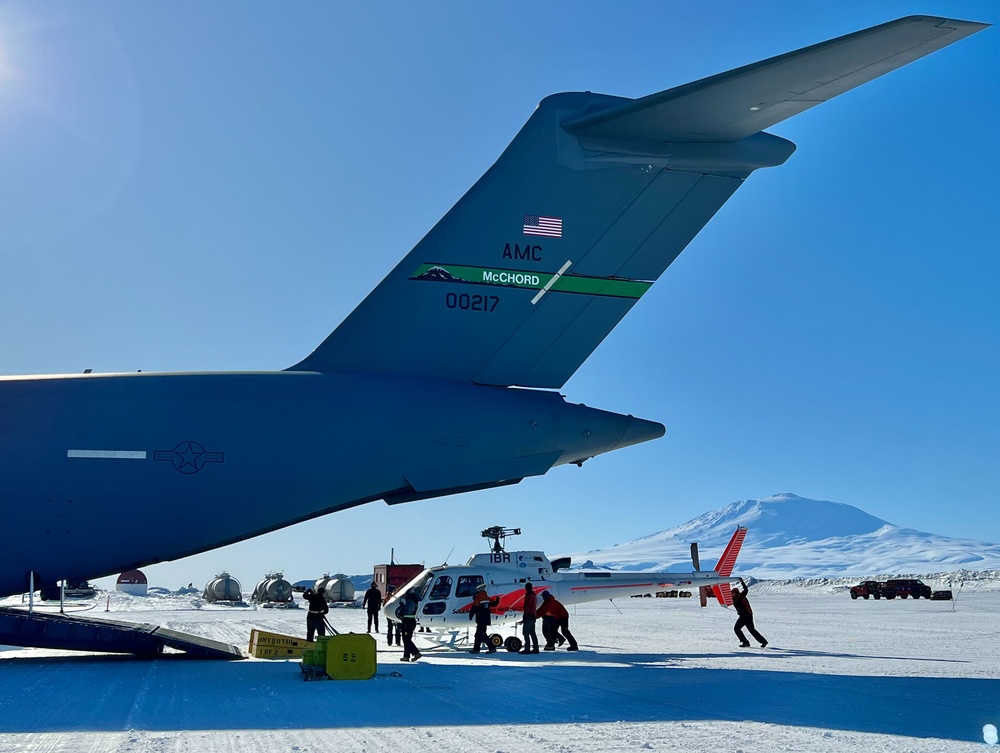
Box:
[714,526,747,577]
[289,16,987,390]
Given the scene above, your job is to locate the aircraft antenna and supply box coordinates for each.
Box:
[480,526,521,553]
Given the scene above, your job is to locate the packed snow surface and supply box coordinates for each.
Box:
[568,493,1000,577]
[1,582,999,752]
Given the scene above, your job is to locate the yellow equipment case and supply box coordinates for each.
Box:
[248,629,315,659]
[324,633,377,680]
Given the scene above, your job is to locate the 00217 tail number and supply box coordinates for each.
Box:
[446,292,499,312]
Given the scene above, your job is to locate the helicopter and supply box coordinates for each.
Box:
[382,525,747,652]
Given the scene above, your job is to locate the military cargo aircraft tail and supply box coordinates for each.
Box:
[290,16,986,389]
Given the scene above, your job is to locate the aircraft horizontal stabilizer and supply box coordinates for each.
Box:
[563,16,989,143]
[713,582,735,608]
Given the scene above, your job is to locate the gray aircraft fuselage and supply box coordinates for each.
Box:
[0,372,661,597]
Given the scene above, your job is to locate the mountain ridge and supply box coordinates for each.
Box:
[565,493,1000,578]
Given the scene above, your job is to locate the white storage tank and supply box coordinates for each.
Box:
[116,569,148,596]
[313,573,355,602]
[203,572,243,603]
[251,572,294,606]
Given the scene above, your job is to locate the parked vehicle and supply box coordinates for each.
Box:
[849,580,893,600]
[930,590,954,601]
[883,579,932,599]
[40,579,97,601]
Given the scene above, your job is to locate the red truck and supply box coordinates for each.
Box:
[849,580,894,599]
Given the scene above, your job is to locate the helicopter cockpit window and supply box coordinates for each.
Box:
[456,575,484,598]
[422,601,446,615]
[429,575,452,600]
[405,572,434,602]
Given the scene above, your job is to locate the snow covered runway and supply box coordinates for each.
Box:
[1,588,997,752]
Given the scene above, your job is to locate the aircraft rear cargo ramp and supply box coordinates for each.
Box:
[0,607,243,660]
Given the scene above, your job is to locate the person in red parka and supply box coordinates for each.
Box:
[519,582,540,654]
[535,591,578,651]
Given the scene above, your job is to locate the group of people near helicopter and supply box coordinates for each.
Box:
[454,580,579,656]
[312,577,766,662]
[357,579,578,661]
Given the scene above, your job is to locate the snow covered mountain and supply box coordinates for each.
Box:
[566,493,1000,578]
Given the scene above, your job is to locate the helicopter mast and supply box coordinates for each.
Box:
[480,526,521,553]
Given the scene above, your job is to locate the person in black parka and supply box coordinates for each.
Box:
[394,591,421,662]
[732,577,768,648]
[362,582,383,633]
[303,586,329,642]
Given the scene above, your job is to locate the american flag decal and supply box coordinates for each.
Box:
[523,214,562,238]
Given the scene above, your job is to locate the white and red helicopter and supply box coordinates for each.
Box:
[382,525,747,652]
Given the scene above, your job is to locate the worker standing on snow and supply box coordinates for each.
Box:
[362,581,382,634]
[303,586,329,642]
[469,583,499,654]
[394,591,421,662]
[384,585,401,647]
[519,582,540,654]
[732,577,768,648]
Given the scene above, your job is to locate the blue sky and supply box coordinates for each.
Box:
[1,2,997,590]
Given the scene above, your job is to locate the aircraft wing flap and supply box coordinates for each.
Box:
[563,16,989,143]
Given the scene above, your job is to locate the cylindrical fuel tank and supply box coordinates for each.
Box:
[252,573,293,603]
[313,574,355,602]
[203,572,243,602]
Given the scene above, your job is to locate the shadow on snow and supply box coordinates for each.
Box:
[0,652,995,743]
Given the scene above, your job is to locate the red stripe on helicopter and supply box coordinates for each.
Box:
[455,588,530,615]
[569,582,660,591]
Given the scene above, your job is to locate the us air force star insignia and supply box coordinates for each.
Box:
[154,441,224,474]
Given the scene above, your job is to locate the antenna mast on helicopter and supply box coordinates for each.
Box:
[480,526,521,553]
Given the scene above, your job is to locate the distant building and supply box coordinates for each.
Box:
[373,562,423,601]
[116,570,148,596]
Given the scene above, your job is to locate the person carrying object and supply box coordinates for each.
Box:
[732,577,768,648]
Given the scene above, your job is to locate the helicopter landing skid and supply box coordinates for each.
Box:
[417,627,522,653]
